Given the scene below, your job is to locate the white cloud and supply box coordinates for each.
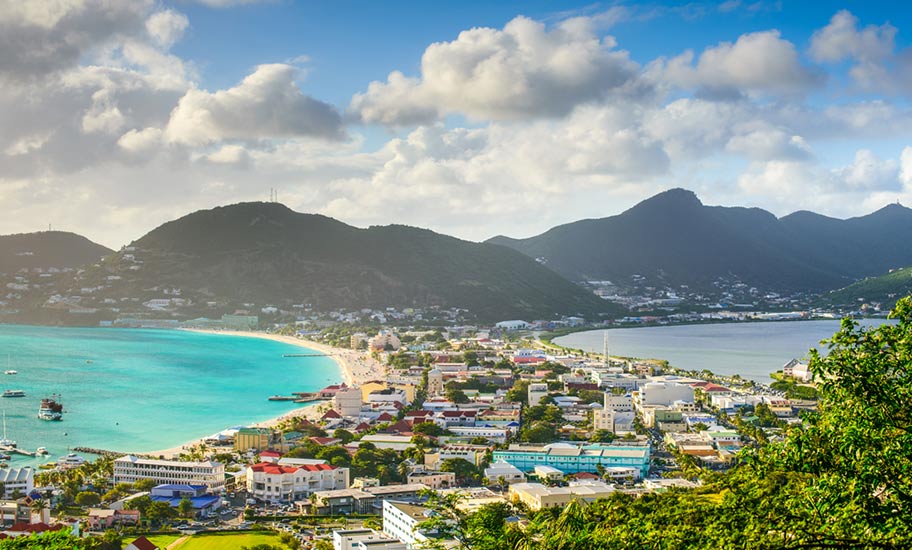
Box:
[165,64,345,146]
[117,127,163,153]
[0,0,153,80]
[810,10,895,63]
[662,30,821,96]
[726,127,812,161]
[145,9,189,49]
[350,15,640,125]
[836,149,899,190]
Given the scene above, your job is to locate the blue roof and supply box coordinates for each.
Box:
[151,495,220,510]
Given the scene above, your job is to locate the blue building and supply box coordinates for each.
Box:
[150,484,222,518]
[492,443,650,479]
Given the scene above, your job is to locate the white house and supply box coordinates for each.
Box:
[113,456,225,493]
[0,468,33,499]
[246,462,349,503]
[483,461,526,485]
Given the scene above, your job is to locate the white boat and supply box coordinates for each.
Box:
[3,371,16,375]
[57,453,85,470]
[4,355,15,375]
[1,390,25,398]
[36,447,48,455]
[0,411,16,448]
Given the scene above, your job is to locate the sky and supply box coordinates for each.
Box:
[3,0,912,248]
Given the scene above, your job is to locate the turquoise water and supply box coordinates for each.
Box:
[0,325,341,467]
[554,319,892,384]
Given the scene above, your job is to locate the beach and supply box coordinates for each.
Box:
[142,330,384,459]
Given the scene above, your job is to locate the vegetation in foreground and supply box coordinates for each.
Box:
[418,298,912,549]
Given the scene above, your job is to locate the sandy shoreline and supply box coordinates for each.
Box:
[139,329,385,459]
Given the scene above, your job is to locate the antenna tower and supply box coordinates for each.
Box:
[603,332,610,367]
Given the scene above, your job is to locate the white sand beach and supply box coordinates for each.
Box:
[140,329,384,459]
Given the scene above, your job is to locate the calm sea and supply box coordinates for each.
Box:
[554,319,892,384]
[0,325,340,467]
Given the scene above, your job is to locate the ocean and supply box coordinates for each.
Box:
[0,325,341,468]
[554,318,892,384]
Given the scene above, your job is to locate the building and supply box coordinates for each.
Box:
[382,501,435,549]
[310,484,429,515]
[0,500,31,526]
[149,484,222,517]
[113,456,225,493]
[592,408,636,434]
[639,382,695,407]
[247,462,349,503]
[0,468,33,499]
[426,369,444,396]
[333,529,407,550]
[350,333,369,350]
[493,443,650,479]
[508,480,615,511]
[528,383,549,406]
[425,445,490,469]
[334,387,363,417]
[483,461,526,485]
[234,427,285,453]
[406,471,455,490]
[369,331,401,352]
[446,426,511,443]
[87,508,141,530]
[494,320,530,331]
[533,465,564,482]
[125,537,159,550]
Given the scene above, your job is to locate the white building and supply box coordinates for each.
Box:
[447,426,511,443]
[382,500,434,549]
[593,408,636,433]
[483,461,526,485]
[369,331,401,352]
[113,456,225,493]
[247,462,349,503]
[639,382,695,407]
[334,387,363,417]
[494,320,529,331]
[334,529,406,550]
[427,368,444,396]
[0,468,33,499]
[528,383,549,406]
[508,480,615,511]
[604,394,633,411]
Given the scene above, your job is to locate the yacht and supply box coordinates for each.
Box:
[4,355,16,375]
[38,396,63,421]
[0,412,15,448]
[57,453,86,470]
[36,447,48,455]
[2,390,25,398]
[3,371,16,375]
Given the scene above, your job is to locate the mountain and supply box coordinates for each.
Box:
[86,202,619,321]
[0,231,112,273]
[821,266,912,308]
[488,189,912,292]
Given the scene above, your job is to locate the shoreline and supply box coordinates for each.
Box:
[138,329,385,459]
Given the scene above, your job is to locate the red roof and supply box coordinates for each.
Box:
[322,409,342,419]
[441,410,476,418]
[129,536,159,550]
[250,461,335,474]
[260,450,282,458]
[8,522,63,534]
[574,472,600,480]
[354,422,371,432]
[376,412,394,422]
[404,410,433,418]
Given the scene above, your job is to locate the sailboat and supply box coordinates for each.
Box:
[4,354,16,375]
[0,411,17,448]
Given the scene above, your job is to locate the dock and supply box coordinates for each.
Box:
[71,447,125,458]
[0,447,35,457]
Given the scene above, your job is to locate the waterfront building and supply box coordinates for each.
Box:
[493,443,650,479]
[0,468,33,499]
[234,427,286,453]
[246,462,349,503]
[113,455,225,493]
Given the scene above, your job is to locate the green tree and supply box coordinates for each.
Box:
[412,421,444,437]
[75,491,101,507]
[177,496,193,518]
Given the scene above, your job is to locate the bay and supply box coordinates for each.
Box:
[554,319,891,384]
[0,325,341,468]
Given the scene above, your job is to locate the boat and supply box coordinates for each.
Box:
[0,411,16,448]
[38,462,56,470]
[0,454,9,460]
[2,390,25,398]
[38,395,63,421]
[36,447,48,455]
[57,453,85,470]
[4,371,16,375]
[4,355,16,375]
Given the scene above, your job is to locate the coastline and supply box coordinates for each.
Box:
[139,329,384,459]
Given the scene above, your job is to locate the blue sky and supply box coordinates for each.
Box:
[2,0,912,247]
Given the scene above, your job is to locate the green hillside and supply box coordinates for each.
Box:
[822,266,912,307]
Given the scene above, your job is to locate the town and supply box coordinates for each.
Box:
[0,323,817,549]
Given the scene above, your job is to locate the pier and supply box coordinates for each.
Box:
[71,447,125,458]
[0,447,35,457]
